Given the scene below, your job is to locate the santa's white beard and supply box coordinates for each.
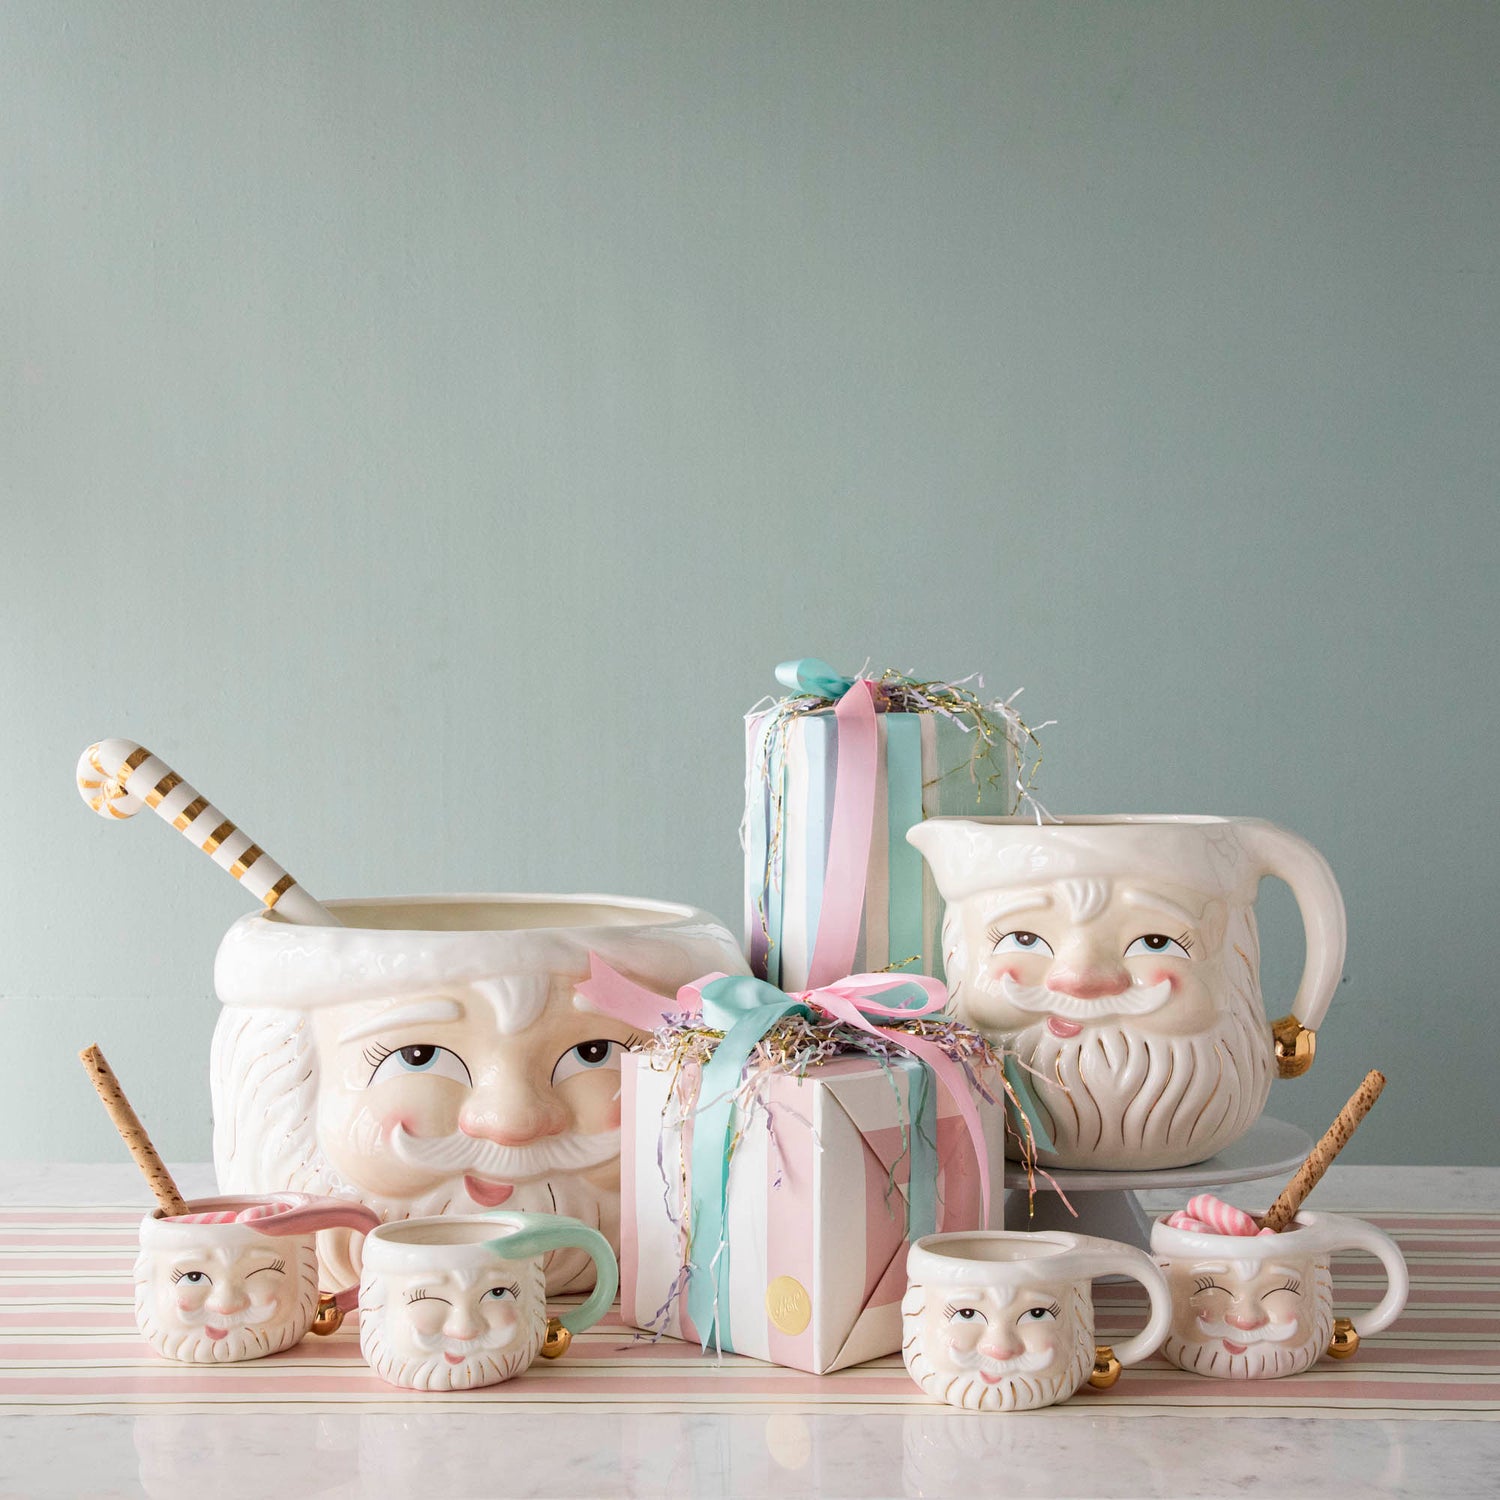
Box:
[906,1326,1094,1412]
[1012,1002,1272,1170]
[359,1305,540,1392]
[1162,1301,1333,1380]
[134,1286,313,1365]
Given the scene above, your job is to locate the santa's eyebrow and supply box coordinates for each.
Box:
[980,892,1053,926]
[338,998,466,1044]
[1120,890,1199,927]
[1193,1263,1231,1274]
[1267,1265,1302,1278]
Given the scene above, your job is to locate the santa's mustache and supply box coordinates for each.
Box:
[390,1124,621,1182]
[949,1344,1056,1375]
[1001,975,1171,1021]
[1194,1316,1299,1345]
[173,1301,282,1331]
[408,1325,519,1357]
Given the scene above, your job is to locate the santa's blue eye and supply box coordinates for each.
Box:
[551,1040,622,1086]
[1125,934,1191,959]
[367,1044,472,1088]
[1021,1306,1057,1321]
[993,931,1054,956]
[483,1285,518,1301]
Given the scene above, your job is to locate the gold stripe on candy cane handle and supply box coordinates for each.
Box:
[145,770,182,809]
[172,796,209,831]
[200,819,236,856]
[74,739,341,927]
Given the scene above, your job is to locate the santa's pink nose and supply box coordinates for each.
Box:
[979,1339,1021,1361]
[1046,966,1130,999]
[1225,1311,1265,1331]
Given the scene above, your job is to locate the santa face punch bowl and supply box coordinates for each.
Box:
[210,894,747,1294]
[908,816,1346,1171]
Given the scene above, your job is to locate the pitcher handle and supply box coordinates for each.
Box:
[1236,820,1347,1075]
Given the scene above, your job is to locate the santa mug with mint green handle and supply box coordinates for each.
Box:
[358,1210,618,1391]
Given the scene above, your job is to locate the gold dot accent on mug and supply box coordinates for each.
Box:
[765,1275,812,1336]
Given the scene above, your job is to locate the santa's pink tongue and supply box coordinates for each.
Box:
[465,1176,515,1209]
[1047,1016,1082,1039]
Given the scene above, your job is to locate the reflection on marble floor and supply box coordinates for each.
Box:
[0,1409,1477,1500]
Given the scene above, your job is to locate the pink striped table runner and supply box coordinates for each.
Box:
[1,1207,1496,1417]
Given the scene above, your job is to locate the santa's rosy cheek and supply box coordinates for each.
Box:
[484,1305,520,1338]
[604,1098,622,1130]
[988,962,1023,984]
[1147,969,1178,990]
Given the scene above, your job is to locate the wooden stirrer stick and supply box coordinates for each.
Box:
[1260,1069,1386,1233]
[79,1044,189,1217]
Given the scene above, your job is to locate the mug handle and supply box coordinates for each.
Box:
[1073,1238,1174,1387]
[245,1196,381,1322]
[1236,820,1348,1075]
[1324,1216,1409,1348]
[483,1211,620,1343]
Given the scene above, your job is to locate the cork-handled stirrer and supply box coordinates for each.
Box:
[79,1044,189,1218]
[1260,1069,1386,1232]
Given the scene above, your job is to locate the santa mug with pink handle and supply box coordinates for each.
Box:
[134,1194,378,1363]
[902,1229,1172,1412]
[1151,1209,1408,1379]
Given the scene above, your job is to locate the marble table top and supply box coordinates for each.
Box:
[1,1164,1496,1499]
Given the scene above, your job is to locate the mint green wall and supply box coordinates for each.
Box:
[4,3,1496,1165]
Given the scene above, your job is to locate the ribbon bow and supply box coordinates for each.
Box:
[578,957,993,1353]
[773,657,861,701]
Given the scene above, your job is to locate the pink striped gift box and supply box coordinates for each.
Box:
[620,1051,1006,1375]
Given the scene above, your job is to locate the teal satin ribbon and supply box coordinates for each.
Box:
[774,657,856,700]
[685,974,940,1352]
[687,976,811,1351]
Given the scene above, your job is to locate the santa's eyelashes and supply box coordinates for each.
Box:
[1124,932,1194,958]
[364,1043,473,1088]
[989,930,1054,956]
[1193,1276,1226,1296]
[1264,1278,1303,1299]
[1019,1300,1062,1323]
[943,1302,986,1324]
[405,1288,452,1307]
[246,1259,286,1277]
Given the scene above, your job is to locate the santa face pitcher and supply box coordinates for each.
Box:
[907,817,1345,1171]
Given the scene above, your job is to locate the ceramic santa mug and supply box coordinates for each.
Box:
[357,1210,618,1391]
[1151,1210,1408,1379]
[134,1194,379,1363]
[902,1229,1172,1411]
[908,815,1346,1170]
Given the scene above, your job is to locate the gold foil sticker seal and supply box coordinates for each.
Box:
[765,1275,812,1336]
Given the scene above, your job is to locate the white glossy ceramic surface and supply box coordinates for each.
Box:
[1151,1209,1408,1380]
[902,1229,1171,1411]
[908,815,1346,1171]
[209,894,746,1295]
[357,1211,614,1391]
[134,1194,376,1363]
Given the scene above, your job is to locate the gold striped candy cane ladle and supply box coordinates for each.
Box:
[76,739,341,927]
